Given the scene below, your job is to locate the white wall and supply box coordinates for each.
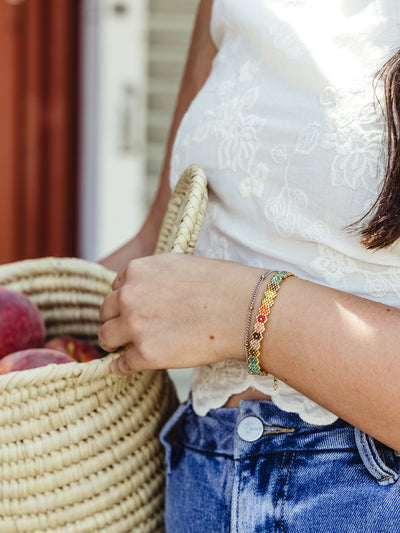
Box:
[79,0,148,262]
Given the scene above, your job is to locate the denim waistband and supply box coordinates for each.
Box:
[166,398,357,459]
[162,399,399,487]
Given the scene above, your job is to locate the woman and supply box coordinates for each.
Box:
[99,1,400,530]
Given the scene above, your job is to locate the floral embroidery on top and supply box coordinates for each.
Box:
[295,87,383,193]
[265,185,312,239]
[193,79,264,172]
[266,10,308,60]
[295,83,384,194]
[310,245,357,284]
[193,61,270,199]
[364,275,390,299]
[265,80,384,241]
[239,163,269,199]
[316,83,384,193]
[271,144,289,165]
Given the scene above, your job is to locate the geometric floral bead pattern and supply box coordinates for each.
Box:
[247,271,295,376]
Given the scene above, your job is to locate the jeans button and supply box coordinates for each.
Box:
[237,416,264,442]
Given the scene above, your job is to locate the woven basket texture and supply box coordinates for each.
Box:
[0,165,207,533]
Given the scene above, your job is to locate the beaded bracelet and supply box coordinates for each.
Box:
[244,270,275,360]
[247,270,295,377]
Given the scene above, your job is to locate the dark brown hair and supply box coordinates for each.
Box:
[355,51,400,249]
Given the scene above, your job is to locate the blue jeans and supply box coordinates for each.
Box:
[160,399,400,532]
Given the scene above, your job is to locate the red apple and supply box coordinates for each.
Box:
[44,335,103,362]
[0,286,46,358]
[0,348,75,374]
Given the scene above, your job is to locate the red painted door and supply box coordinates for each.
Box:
[0,0,80,264]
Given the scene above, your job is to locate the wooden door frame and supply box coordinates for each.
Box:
[0,0,80,264]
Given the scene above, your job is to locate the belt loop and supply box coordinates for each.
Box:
[354,428,399,486]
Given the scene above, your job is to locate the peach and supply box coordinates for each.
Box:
[0,348,75,374]
[0,286,46,358]
[44,335,104,363]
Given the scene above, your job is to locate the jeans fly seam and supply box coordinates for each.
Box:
[280,452,296,533]
[273,451,287,533]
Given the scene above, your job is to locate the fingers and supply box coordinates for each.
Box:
[109,345,153,376]
[110,348,138,375]
[99,263,140,358]
[100,269,137,330]
[99,289,121,324]
[111,267,126,290]
[112,258,143,290]
[98,290,123,353]
[98,315,133,353]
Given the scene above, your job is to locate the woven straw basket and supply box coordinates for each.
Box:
[0,164,207,533]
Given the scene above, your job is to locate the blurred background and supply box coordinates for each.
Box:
[0,0,198,398]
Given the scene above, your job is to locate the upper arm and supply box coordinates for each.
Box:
[144,0,218,245]
[177,0,218,111]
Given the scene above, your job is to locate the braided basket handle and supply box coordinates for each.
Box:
[154,164,208,255]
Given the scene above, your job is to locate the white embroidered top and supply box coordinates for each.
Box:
[169,0,400,425]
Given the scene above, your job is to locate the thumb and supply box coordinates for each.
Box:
[109,345,138,376]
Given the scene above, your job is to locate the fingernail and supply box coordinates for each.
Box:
[110,359,120,375]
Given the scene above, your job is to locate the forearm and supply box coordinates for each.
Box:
[98,231,154,272]
[258,275,400,450]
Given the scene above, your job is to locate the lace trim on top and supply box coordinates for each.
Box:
[191,360,338,425]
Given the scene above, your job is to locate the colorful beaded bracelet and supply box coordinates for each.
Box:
[247,270,295,377]
[244,270,275,359]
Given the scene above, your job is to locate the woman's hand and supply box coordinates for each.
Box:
[98,253,263,375]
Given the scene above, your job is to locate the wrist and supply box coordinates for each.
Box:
[246,271,296,377]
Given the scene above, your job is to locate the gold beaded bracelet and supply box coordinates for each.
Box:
[244,270,275,359]
[247,270,295,377]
